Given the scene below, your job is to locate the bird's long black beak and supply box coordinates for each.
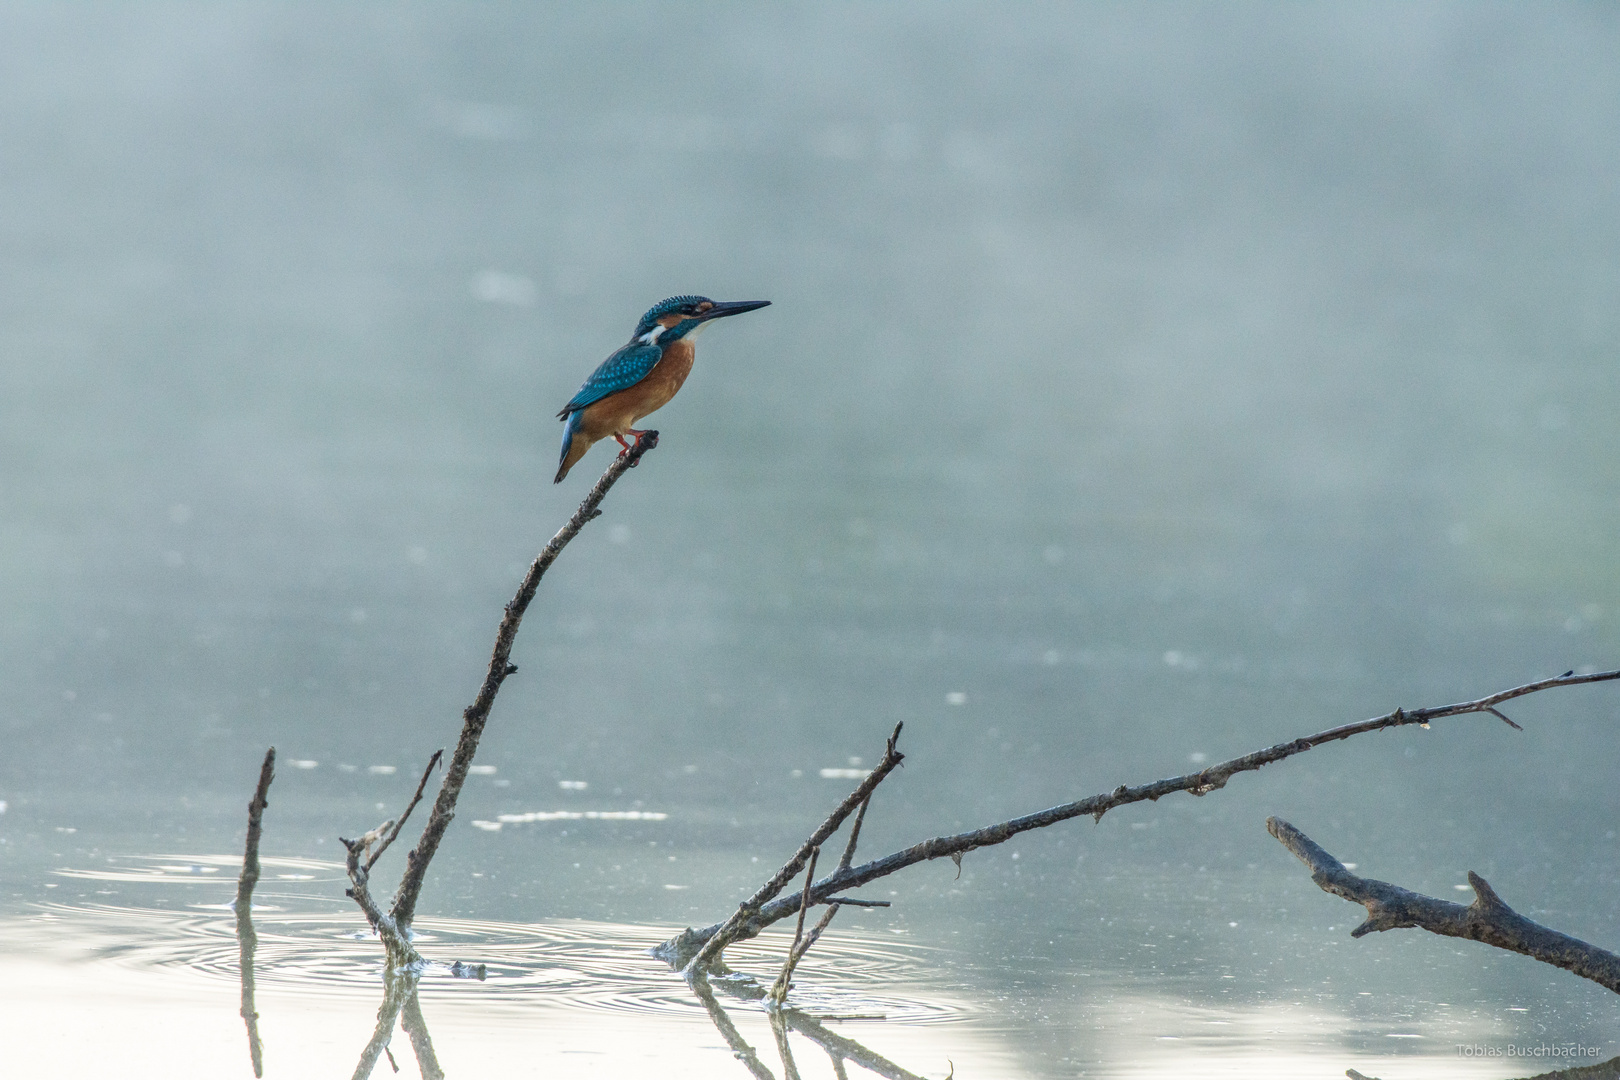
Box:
[697,299,771,322]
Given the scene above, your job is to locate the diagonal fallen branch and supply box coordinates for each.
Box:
[660,668,1619,968]
[387,433,660,930]
[1268,817,1620,995]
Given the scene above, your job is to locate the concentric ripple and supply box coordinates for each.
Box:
[7,899,971,1024]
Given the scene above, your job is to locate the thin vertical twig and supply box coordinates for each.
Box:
[770,847,820,1005]
[235,747,275,1079]
[366,750,443,873]
[837,796,871,874]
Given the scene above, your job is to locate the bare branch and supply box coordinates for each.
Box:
[235,747,275,1079]
[1485,706,1523,731]
[366,750,443,873]
[1267,817,1620,994]
[796,904,842,964]
[341,827,422,970]
[235,747,276,912]
[661,669,1619,964]
[837,796,871,874]
[770,847,820,1005]
[388,434,660,929]
[685,722,905,972]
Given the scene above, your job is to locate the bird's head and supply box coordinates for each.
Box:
[632,295,770,346]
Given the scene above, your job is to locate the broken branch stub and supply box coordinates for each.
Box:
[1268,817,1620,995]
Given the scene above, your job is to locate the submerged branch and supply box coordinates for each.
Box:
[388,434,660,929]
[342,823,422,970]
[661,669,1619,965]
[1269,817,1620,995]
[399,988,445,1080]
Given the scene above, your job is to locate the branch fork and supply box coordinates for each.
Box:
[1268,817,1620,994]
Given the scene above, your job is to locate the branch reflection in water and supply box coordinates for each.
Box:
[352,968,444,1080]
[691,967,933,1080]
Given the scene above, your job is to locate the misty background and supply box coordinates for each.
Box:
[1,3,1617,1075]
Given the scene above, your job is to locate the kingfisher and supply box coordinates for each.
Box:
[553,295,771,482]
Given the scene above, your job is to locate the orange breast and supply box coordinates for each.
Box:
[576,339,696,439]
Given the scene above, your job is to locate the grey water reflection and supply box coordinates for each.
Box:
[691,967,930,1080]
[352,969,443,1080]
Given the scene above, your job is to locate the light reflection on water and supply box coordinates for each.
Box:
[2,898,1605,1079]
[11,899,965,1024]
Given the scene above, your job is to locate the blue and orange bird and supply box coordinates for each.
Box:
[553,295,770,482]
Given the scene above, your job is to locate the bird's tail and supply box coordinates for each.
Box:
[554,410,584,483]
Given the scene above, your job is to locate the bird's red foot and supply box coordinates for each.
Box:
[614,429,656,465]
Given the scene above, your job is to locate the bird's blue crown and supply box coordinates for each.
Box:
[633,295,710,338]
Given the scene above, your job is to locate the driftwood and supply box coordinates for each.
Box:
[1269,817,1620,994]
[660,669,1620,972]
[234,747,275,1079]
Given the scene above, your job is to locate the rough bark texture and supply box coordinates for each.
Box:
[341,822,422,970]
[1269,817,1620,995]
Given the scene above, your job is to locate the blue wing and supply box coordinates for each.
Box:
[556,342,663,419]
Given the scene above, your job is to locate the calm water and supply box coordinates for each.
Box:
[2,4,1619,1077]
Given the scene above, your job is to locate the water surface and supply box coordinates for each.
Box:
[2,4,1618,1076]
